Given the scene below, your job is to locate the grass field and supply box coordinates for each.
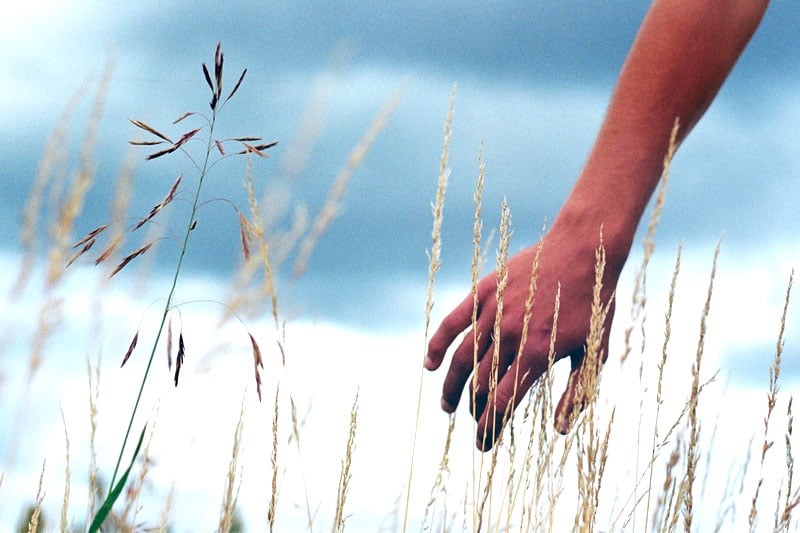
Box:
[0,45,797,532]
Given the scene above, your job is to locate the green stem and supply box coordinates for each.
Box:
[108,111,218,490]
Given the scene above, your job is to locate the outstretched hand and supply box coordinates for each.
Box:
[425,221,621,451]
[421,0,770,455]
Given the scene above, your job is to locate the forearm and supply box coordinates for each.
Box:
[556,0,768,267]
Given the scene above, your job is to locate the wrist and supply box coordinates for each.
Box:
[551,192,637,277]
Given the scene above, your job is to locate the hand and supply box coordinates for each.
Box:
[425,221,620,450]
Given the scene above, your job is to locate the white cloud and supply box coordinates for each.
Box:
[6,231,798,529]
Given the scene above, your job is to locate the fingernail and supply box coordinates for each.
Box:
[441,398,454,412]
[555,411,571,435]
[424,356,434,370]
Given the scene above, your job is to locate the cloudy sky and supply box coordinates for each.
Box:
[1,1,799,530]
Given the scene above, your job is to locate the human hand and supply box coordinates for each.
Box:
[425,222,620,451]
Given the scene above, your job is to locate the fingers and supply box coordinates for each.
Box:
[425,292,479,371]
[475,350,546,451]
[439,313,493,412]
[476,315,611,450]
[468,331,521,420]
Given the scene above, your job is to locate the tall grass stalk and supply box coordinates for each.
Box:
[645,243,681,527]
[293,84,404,277]
[158,485,174,533]
[422,413,456,531]
[59,410,71,533]
[85,355,101,522]
[474,198,512,531]
[28,461,46,533]
[404,83,455,532]
[683,237,721,531]
[107,77,216,496]
[750,270,793,531]
[219,397,246,533]
[268,384,280,531]
[632,119,678,528]
[332,391,360,533]
[785,397,796,532]
[469,142,486,533]
[501,225,544,529]
[79,43,277,529]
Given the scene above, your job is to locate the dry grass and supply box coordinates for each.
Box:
[59,409,71,533]
[219,398,246,533]
[404,83,456,532]
[28,461,46,533]
[332,391,360,533]
[1,53,798,532]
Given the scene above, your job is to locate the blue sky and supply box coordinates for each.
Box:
[2,1,799,330]
[2,1,800,530]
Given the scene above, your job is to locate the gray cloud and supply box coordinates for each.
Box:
[3,1,800,328]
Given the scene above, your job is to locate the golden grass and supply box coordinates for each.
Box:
[2,57,798,532]
[404,82,455,532]
[59,409,71,533]
[268,384,280,532]
[683,238,721,531]
[293,83,405,278]
[332,391,359,533]
[219,398,245,533]
[28,461,46,533]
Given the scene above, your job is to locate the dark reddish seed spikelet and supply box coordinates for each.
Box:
[202,63,214,93]
[110,242,154,278]
[254,141,279,150]
[173,111,194,125]
[214,42,223,99]
[71,225,108,249]
[129,140,164,146]
[174,333,185,386]
[175,128,201,147]
[238,212,252,260]
[133,175,182,231]
[130,119,173,143]
[67,233,102,267]
[249,333,264,401]
[95,234,123,266]
[238,142,278,158]
[145,145,179,161]
[121,331,139,367]
[225,69,247,103]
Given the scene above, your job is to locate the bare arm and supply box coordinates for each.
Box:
[425,0,769,451]
[568,0,768,266]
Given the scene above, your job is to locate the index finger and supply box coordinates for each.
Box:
[475,352,548,451]
[425,293,475,371]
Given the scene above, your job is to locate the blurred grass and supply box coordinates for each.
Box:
[0,56,797,532]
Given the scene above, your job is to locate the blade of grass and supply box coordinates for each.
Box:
[89,425,146,533]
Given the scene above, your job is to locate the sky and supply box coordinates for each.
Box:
[1,1,799,530]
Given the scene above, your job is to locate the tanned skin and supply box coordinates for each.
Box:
[425,0,770,451]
